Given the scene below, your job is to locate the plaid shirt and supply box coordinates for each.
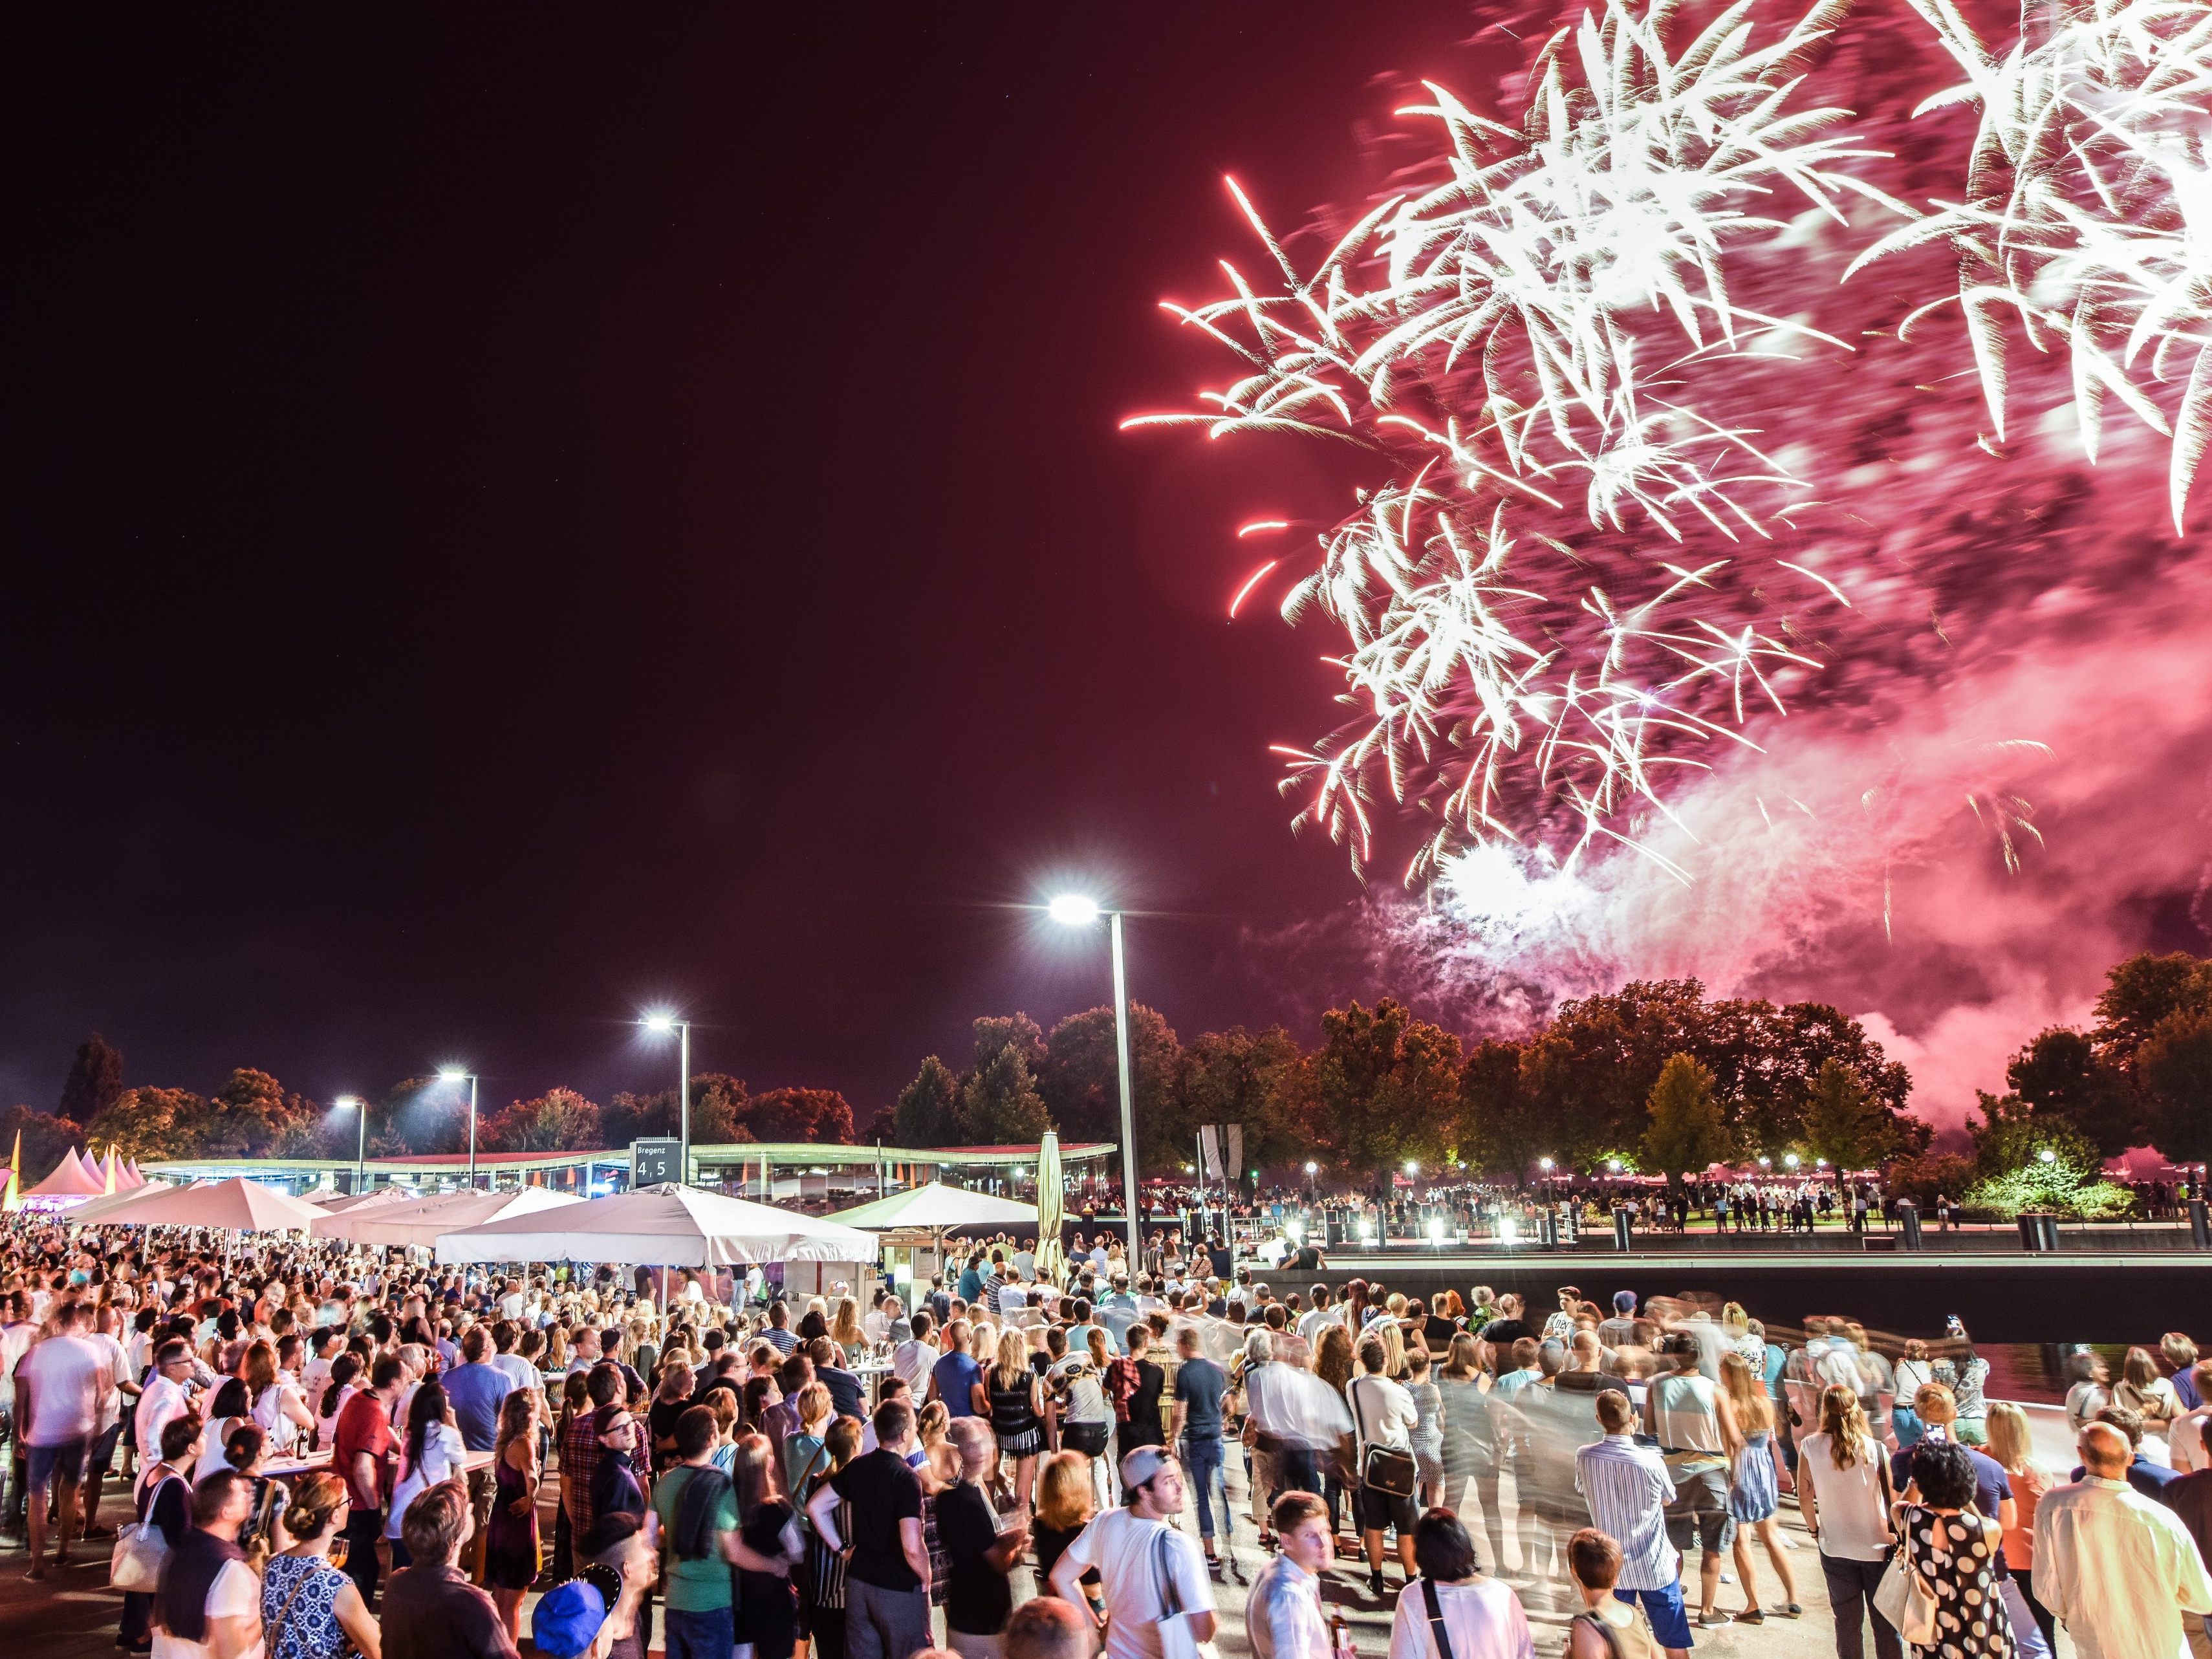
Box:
[1106,1356,1141,1422]
[561,1409,602,1530]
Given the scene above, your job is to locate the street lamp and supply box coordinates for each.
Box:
[438,1068,480,1188]
[640,1011,693,1186]
[1784,1153,1801,1169]
[335,1097,367,1194]
[2037,1147,2057,1164]
[1539,1157,1554,1172]
[1048,893,1141,1260]
[1607,1158,1623,1173]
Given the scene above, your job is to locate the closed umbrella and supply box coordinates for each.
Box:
[1034,1133,1066,1285]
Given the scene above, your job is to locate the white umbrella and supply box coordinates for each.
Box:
[319,1186,580,1250]
[825,1182,1037,1231]
[311,1187,418,1215]
[67,1180,179,1222]
[91,1176,327,1233]
[435,1183,881,1268]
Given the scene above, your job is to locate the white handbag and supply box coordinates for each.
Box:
[1153,1527,1223,1659]
[110,1475,181,1593]
[1874,1547,1936,1647]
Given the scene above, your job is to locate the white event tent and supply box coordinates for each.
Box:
[435,1183,880,1268]
[67,1180,180,1222]
[87,1176,327,1234]
[312,1187,418,1216]
[825,1181,1036,1231]
[317,1186,580,1250]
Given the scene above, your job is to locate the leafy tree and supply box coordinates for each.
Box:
[2092,952,2212,1074]
[60,1034,124,1126]
[1802,1057,1903,1171]
[482,1089,603,1153]
[958,1046,1052,1143]
[87,1088,208,1160]
[1309,999,1464,1175]
[2006,1027,2138,1158]
[1730,1002,1922,1160]
[892,1057,961,1147]
[2138,1009,2212,1166]
[1964,1092,2132,1217]
[745,1087,854,1144]
[605,1074,751,1149]
[201,1068,319,1158]
[1642,1054,1730,1187]
[1456,1038,1544,1177]
[1037,1004,1183,1162]
[0,1104,87,1176]
[970,1014,1047,1074]
[1178,1026,1302,1169]
[602,1090,675,1149]
[379,1076,470,1155]
[1887,1151,1976,1209]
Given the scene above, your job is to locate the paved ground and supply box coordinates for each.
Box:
[1,1450,2077,1659]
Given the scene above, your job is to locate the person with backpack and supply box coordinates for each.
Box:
[652,1404,739,1659]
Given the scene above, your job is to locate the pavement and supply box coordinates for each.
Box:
[0,1448,2081,1659]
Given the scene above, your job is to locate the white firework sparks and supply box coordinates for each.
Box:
[1131,0,1893,880]
[1857,0,2212,531]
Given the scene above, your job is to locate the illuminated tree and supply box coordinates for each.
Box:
[482,1089,603,1153]
[1180,1026,1303,1169]
[959,1046,1051,1143]
[1037,1004,1183,1157]
[2006,1027,2137,1158]
[1310,998,1464,1175]
[1642,1054,1730,1188]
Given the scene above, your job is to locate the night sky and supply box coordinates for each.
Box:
[3,7,1502,1120]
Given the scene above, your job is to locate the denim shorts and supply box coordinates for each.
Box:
[27,1437,90,1490]
[1616,1583,1695,1650]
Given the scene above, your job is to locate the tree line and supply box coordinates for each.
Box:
[10,949,2209,1186]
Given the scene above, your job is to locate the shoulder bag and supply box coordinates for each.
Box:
[1351,1376,1419,1500]
[1421,1578,1458,1659]
[111,1473,182,1593]
[261,1561,319,1659]
[1873,1506,1938,1647]
[1153,1525,1222,1659]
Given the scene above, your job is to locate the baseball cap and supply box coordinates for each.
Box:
[531,1580,607,1658]
[1120,1444,1174,1490]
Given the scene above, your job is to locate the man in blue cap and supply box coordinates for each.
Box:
[533,1579,610,1659]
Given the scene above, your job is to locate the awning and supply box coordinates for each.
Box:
[435,1183,881,1268]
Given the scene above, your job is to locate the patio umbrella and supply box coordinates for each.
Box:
[94,1176,327,1233]
[1034,1132,1066,1285]
[312,1187,418,1215]
[318,1186,580,1250]
[435,1183,881,1268]
[825,1182,1036,1231]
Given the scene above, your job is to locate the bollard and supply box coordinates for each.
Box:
[1898,1203,1923,1250]
[1537,1210,1560,1248]
[1613,1208,1634,1252]
[2191,1197,2209,1250]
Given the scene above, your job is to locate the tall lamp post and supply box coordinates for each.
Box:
[439,1068,480,1188]
[641,1012,693,1185]
[1048,894,1141,1261]
[335,1096,367,1195]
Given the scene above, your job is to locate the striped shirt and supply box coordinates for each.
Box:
[1575,1434,1680,1591]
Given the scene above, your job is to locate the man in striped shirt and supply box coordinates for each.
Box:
[1576,1390,1693,1658]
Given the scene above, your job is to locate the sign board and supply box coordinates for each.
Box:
[631,1138,682,1187]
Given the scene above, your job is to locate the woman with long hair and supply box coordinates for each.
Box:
[742,1374,782,1437]
[783,1382,836,1497]
[1985,1402,2057,1654]
[1720,1351,1799,1620]
[314,1355,360,1455]
[195,1378,254,1483]
[1436,1332,1502,1571]
[243,1339,314,1457]
[1030,1449,1101,1622]
[2116,1346,2182,1449]
[1796,1385,1901,1659]
[1314,1323,1359,1542]
[987,1327,1044,1516]
[384,1380,463,1567]
[730,1431,803,1659]
[799,1416,860,1659]
[1050,1329,1114,1509]
[829,1297,867,1363]
[262,1471,381,1659]
[485,1388,543,1641]
[224,1423,288,1569]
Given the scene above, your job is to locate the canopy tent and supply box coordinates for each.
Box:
[90,1176,327,1233]
[826,1182,1036,1232]
[311,1187,418,1215]
[25,1149,107,1200]
[125,1158,147,1187]
[317,1186,580,1250]
[67,1180,180,1222]
[435,1183,881,1268]
[1034,1132,1067,1284]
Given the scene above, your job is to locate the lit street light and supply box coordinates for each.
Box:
[1539,1157,1554,1172]
[641,1011,693,1185]
[438,1068,480,1188]
[1405,1160,1420,1176]
[1049,894,1140,1259]
[1784,1153,1801,1169]
[2038,1147,2057,1164]
[335,1096,367,1194]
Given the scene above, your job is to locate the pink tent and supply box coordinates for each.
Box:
[124,1159,147,1188]
[98,1149,121,1193]
[25,1149,105,1199]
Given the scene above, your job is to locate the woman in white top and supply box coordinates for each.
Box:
[243,1341,313,1457]
[2115,1346,2182,1455]
[312,1357,360,1456]
[1796,1385,1900,1659]
[384,1380,466,1557]
[1389,1510,1533,1659]
[195,1380,255,1485]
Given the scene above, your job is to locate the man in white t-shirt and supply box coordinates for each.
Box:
[16,1302,115,1579]
[153,1469,261,1659]
[1050,1446,1216,1659]
[1349,1334,1421,1597]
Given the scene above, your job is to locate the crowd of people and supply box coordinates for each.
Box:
[3,1212,2212,1659]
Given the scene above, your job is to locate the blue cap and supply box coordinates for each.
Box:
[531,1579,607,1658]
